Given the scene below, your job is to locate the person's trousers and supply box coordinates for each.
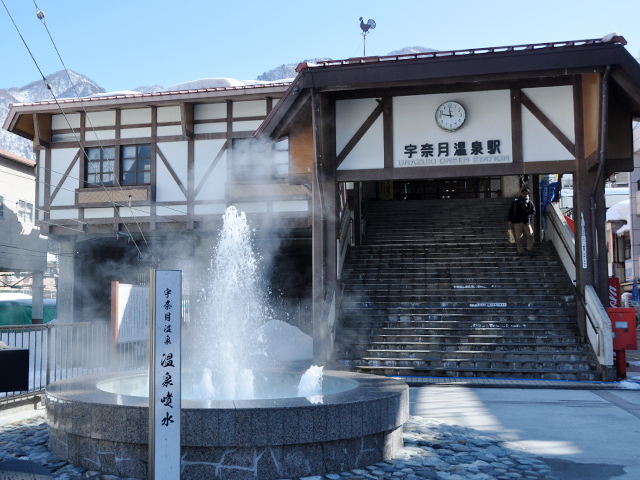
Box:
[513,223,534,253]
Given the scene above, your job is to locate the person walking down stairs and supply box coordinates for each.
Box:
[508,188,536,256]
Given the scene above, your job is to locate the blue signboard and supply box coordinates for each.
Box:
[540,174,558,215]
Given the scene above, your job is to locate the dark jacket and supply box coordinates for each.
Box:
[508,197,536,224]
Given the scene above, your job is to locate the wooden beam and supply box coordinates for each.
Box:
[181,102,194,138]
[226,101,233,192]
[510,88,523,163]
[383,96,393,169]
[44,149,51,232]
[520,91,575,156]
[336,99,383,168]
[32,114,51,149]
[194,140,228,198]
[187,135,194,229]
[156,146,187,197]
[150,107,157,231]
[50,149,82,203]
[335,159,578,182]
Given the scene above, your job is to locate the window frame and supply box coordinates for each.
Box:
[0,194,4,219]
[17,199,34,224]
[120,145,151,186]
[85,147,116,187]
[231,137,289,182]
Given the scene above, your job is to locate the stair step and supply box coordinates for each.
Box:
[334,198,600,381]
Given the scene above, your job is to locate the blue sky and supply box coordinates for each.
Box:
[1,0,639,92]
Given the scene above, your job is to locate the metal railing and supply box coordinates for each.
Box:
[1,322,147,406]
[545,204,614,372]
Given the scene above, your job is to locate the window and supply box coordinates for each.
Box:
[86,147,115,186]
[17,200,34,223]
[231,137,289,181]
[273,138,289,177]
[0,195,4,219]
[122,145,151,185]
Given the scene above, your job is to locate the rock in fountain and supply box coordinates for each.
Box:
[44,206,409,479]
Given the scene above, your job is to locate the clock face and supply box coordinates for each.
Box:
[435,101,466,132]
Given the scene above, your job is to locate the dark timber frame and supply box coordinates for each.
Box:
[257,37,640,359]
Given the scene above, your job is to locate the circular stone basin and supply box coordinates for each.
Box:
[45,370,409,479]
[96,370,358,400]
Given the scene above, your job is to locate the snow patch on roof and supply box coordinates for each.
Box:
[88,90,143,97]
[606,199,630,222]
[163,78,245,91]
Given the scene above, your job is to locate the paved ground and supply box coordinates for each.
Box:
[1,331,639,479]
[410,385,640,480]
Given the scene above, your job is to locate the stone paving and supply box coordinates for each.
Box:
[0,413,557,480]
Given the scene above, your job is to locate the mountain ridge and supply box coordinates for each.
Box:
[0,46,437,159]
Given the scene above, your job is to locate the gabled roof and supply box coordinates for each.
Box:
[3,81,291,141]
[256,36,640,140]
[0,148,35,168]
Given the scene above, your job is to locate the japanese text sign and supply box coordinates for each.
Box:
[149,270,181,480]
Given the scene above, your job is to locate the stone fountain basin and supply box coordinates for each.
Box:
[45,370,409,479]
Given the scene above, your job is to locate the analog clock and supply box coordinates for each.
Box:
[435,101,466,132]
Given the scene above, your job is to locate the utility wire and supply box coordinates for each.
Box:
[1,2,150,260]
[0,165,191,220]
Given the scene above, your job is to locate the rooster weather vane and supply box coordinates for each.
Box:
[359,17,376,56]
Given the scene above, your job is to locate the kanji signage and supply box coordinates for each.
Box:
[393,91,513,168]
[149,270,181,480]
[399,139,510,167]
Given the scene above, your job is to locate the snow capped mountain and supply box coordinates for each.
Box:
[256,58,333,82]
[1,48,438,159]
[386,46,438,55]
[0,70,104,160]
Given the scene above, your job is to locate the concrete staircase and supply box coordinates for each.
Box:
[335,198,601,380]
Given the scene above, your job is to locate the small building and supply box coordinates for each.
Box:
[256,35,640,358]
[2,80,316,325]
[0,148,47,322]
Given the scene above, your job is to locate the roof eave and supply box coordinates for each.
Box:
[4,83,291,139]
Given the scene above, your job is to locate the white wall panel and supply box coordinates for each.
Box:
[84,207,114,219]
[394,91,513,168]
[86,130,116,141]
[233,100,265,117]
[157,205,187,216]
[522,86,575,143]
[194,103,227,120]
[522,108,575,161]
[194,204,227,215]
[194,123,227,134]
[232,120,263,132]
[232,202,267,213]
[156,142,188,202]
[120,206,150,217]
[336,99,384,171]
[50,148,79,207]
[272,200,309,212]
[121,127,152,139]
[121,108,152,125]
[52,113,80,129]
[158,126,182,136]
[194,140,227,201]
[85,111,115,128]
[50,209,78,220]
[158,106,181,123]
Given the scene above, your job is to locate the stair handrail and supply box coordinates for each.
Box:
[315,286,336,363]
[337,208,353,280]
[545,203,614,377]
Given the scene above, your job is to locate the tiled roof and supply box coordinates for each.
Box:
[10,81,292,108]
[0,148,35,167]
[296,36,629,72]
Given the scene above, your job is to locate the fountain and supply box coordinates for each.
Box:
[45,207,409,479]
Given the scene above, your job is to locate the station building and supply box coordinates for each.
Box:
[5,35,640,379]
